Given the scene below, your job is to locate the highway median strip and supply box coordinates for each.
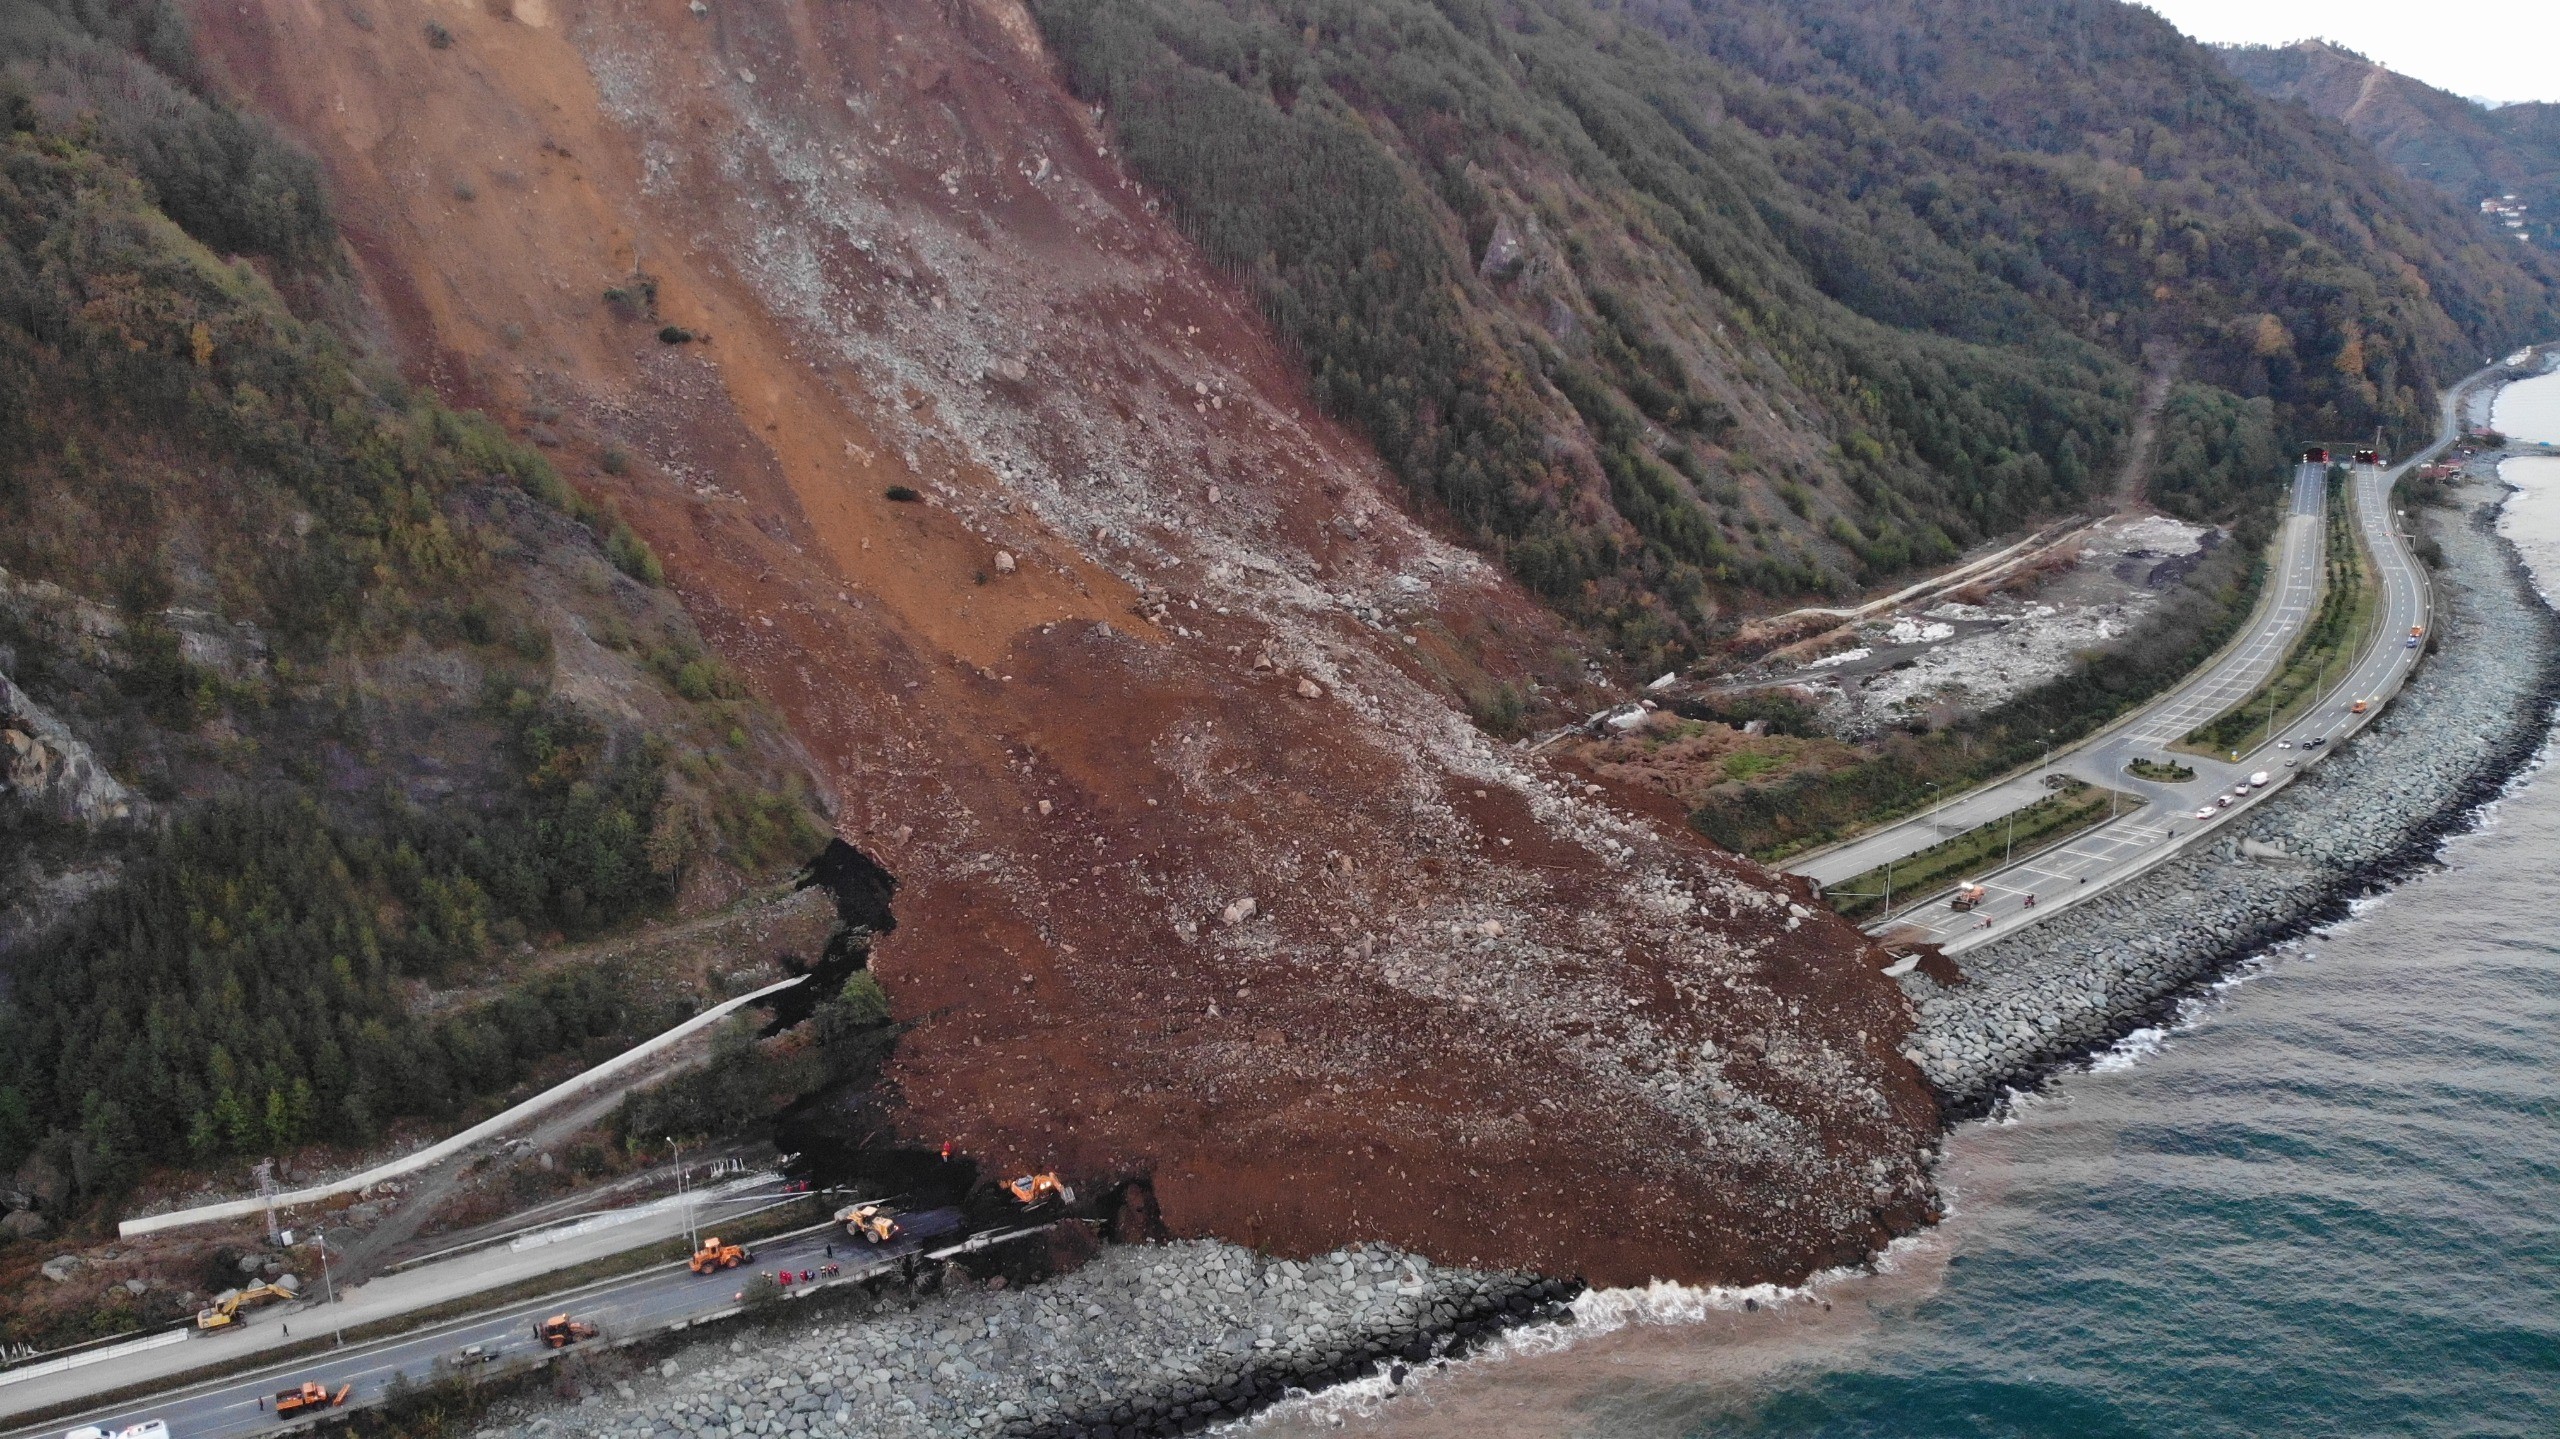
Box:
[2184,466,2377,756]
[1821,780,2135,921]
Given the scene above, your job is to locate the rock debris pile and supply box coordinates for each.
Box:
[470,1242,1571,1439]
[1904,471,2559,1108]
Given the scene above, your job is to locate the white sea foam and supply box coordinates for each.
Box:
[1233,1228,1944,1430]
[2089,1025,2169,1071]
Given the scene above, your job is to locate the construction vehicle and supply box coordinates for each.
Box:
[533,1313,598,1349]
[272,1382,351,1416]
[1949,884,1988,911]
[196,1278,296,1331]
[688,1236,752,1274]
[839,1201,902,1244]
[1002,1173,1075,1207]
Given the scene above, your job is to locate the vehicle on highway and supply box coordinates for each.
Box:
[1949,883,1989,911]
[2195,807,2216,820]
[2249,771,2271,788]
[2216,795,2234,809]
[534,1313,598,1349]
[2277,740,2292,749]
[2233,784,2250,797]
[2407,636,2420,648]
[2305,735,2328,748]
[68,1424,167,1439]
[2412,624,2425,637]
[443,1342,498,1368]
[2352,699,2370,714]
[273,1381,351,1416]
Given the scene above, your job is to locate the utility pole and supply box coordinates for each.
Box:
[669,1137,693,1250]
[255,1158,279,1245]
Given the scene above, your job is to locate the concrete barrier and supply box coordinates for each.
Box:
[118,974,810,1238]
[0,1329,189,1388]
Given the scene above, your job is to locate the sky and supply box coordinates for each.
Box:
[2139,1,2560,106]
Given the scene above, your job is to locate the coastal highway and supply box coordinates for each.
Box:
[1808,360,2489,955]
[1793,458,2330,895]
[5,1216,1021,1439]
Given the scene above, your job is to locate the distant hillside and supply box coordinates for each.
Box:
[1035,0,2558,656]
[2220,39,2560,255]
[0,5,826,1223]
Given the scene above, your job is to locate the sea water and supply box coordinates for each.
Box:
[1248,430,2560,1438]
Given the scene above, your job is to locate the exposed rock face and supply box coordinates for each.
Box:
[0,669,136,825]
[189,0,1940,1283]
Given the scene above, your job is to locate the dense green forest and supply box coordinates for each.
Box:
[1031,0,2555,662]
[2221,40,2560,255]
[0,2,825,1216]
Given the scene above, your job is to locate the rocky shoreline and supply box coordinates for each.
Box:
[465,460,2558,1439]
[1901,461,2560,1112]
[463,1241,1574,1439]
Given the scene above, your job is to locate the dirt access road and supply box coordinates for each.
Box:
[1834,357,2475,953]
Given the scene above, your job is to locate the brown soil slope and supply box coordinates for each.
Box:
[189,0,1937,1286]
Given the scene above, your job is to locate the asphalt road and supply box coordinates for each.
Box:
[1795,460,2331,894]
[1846,369,2471,955]
[10,1213,1014,1439]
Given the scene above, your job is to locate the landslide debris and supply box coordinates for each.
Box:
[190,0,1941,1285]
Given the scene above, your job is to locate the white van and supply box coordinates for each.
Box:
[119,1423,172,1439]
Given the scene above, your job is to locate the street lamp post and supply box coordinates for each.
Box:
[669,1137,694,1250]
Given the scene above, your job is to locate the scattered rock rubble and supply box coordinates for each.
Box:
[1902,469,2560,1110]
[468,1242,1572,1439]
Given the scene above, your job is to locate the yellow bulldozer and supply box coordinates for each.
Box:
[197,1279,295,1331]
[688,1236,751,1274]
[839,1202,902,1244]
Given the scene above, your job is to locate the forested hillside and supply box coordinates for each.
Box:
[1032,0,2557,658]
[2220,40,2560,254]
[0,3,825,1219]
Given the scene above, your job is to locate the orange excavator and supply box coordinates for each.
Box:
[1003,1173,1076,1208]
[688,1236,752,1274]
[272,1381,351,1416]
[534,1313,599,1348]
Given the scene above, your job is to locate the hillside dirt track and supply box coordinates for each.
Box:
[188,0,1940,1286]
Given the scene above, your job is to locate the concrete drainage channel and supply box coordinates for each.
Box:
[1902,466,2560,1113]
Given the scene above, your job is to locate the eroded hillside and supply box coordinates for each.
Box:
[184,0,1939,1285]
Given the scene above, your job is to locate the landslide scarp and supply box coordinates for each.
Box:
[185,0,1941,1285]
